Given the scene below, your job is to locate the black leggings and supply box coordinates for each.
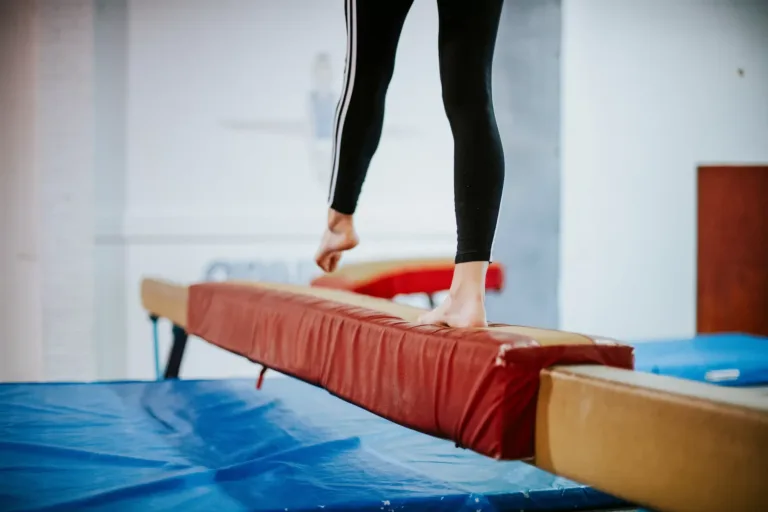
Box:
[328,0,505,263]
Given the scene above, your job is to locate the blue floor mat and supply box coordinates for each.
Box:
[0,378,626,512]
[6,334,761,511]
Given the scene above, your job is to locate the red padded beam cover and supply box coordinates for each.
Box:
[187,283,634,460]
[312,263,505,299]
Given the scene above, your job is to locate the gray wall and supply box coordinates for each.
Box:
[486,0,562,328]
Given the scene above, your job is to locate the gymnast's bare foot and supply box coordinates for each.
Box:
[315,209,359,273]
[418,261,488,328]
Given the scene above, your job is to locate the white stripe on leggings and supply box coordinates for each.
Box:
[328,0,358,205]
[329,0,349,174]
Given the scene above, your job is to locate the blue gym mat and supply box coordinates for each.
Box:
[0,378,626,512]
[633,333,768,387]
[2,334,763,511]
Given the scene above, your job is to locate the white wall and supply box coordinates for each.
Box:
[0,0,97,382]
[560,0,768,341]
[121,0,457,379]
[36,0,97,380]
[0,0,43,382]
[93,0,129,380]
[125,0,454,238]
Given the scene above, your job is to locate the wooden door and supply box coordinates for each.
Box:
[697,165,768,335]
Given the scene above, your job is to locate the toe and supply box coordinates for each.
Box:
[316,254,330,273]
[328,253,341,272]
[314,247,327,266]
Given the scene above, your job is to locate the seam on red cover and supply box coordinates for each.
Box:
[499,369,516,459]
[432,339,459,434]
[453,358,505,449]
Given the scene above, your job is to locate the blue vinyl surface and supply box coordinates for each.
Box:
[0,378,626,512]
[2,333,763,511]
[633,333,768,386]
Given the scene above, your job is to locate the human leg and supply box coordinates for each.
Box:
[418,0,505,328]
[315,0,414,272]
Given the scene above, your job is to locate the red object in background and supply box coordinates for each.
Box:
[311,261,505,299]
[697,165,768,336]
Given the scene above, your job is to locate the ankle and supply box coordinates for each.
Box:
[449,261,488,300]
[448,287,485,305]
[448,280,486,304]
[327,209,355,233]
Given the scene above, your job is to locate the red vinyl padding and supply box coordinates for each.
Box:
[187,282,634,460]
[312,263,505,299]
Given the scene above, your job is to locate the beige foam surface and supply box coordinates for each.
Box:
[538,365,768,512]
[142,278,594,346]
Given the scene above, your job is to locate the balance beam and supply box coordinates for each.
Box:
[310,257,505,306]
[141,278,768,512]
